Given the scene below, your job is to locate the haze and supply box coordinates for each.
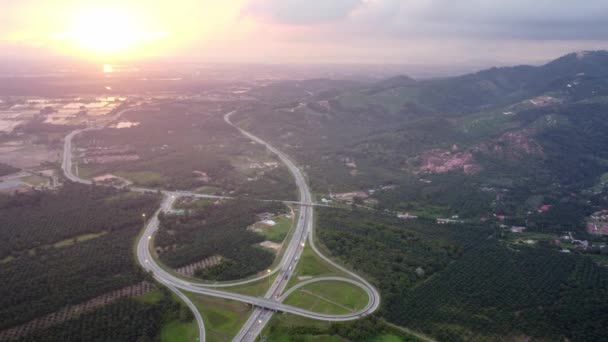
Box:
[3,1,608,342]
[2,0,608,69]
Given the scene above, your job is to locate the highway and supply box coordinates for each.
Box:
[62,109,380,342]
[224,111,380,341]
[61,114,206,342]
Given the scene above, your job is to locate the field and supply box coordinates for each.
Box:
[75,102,297,200]
[132,289,199,342]
[261,314,422,342]
[3,283,192,342]
[287,244,347,287]
[223,272,278,297]
[283,280,369,315]
[0,183,161,334]
[373,334,407,342]
[185,293,251,342]
[51,231,108,248]
[160,319,198,342]
[21,174,49,187]
[255,214,294,243]
[390,242,608,341]
[115,170,167,186]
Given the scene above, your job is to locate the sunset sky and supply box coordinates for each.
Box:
[2,0,608,66]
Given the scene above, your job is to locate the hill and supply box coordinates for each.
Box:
[235,53,608,340]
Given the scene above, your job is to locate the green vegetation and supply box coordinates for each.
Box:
[21,174,48,187]
[0,255,15,264]
[173,197,215,211]
[373,334,405,342]
[235,52,608,237]
[284,280,369,314]
[0,182,159,259]
[317,207,490,296]
[256,214,293,243]
[197,185,223,195]
[262,315,422,342]
[222,273,278,297]
[391,242,608,341]
[135,289,198,342]
[135,290,163,304]
[16,287,191,342]
[313,207,492,340]
[51,231,107,248]
[115,170,167,186]
[7,52,608,341]
[185,293,251,342]
[233,167,297,200]
[0,183,161,330]
[503,231,556,243]
[76,102,296,200]
[160,320,197,342]
[156,198,287,280]
[288,243,346,288]
[313,207,608,341]
[232,58,608,340]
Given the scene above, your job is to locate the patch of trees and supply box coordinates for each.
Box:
[14,119,83,147]
[0,162,19,177]
[234,167,297,201]
[76,103,296,199]
[387,242,608,341]
[374,173,495,218]
[0,228,147,330]
[237,78,608,232]
[0,184,160,329]
[16,119,83,135]
[317,208,608,341]
[317,208,490,310]
[156,199,287,280]
[265,316,419,342]
[0,182,160,259]
[16,288,185,342]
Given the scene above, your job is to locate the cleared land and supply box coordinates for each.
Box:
[256,215,293,243]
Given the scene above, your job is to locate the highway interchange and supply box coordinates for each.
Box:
[62,108,380,342]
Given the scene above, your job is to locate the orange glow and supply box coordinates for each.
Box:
[4,1,259,62]
[103,64,114,73]
[49,6,167,59]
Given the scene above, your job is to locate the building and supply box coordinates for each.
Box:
[437,218,464,224]
[510,226,527,233]
[261,219,276,226]
[256,212,274,221]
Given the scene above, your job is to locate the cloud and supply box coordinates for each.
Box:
[244,0,608,40]
[245,0,363,24]
[383,0,608,40]
[1,0,607,66]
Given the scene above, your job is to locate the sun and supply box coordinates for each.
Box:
[57,7,166,57]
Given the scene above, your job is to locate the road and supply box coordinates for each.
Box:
[62,109,380,342]
[61,111,206,342]
[224,111,380,341]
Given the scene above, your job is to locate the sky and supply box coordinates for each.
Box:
[1,0,608,67]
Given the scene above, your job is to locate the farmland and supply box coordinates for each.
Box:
[0,183,162,336]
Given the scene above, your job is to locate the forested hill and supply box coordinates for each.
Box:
[353,50,608,114]
[236,50,608,227]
